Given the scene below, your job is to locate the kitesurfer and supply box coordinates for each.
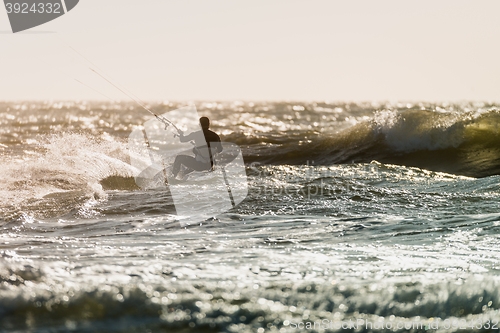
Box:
[172,117,223,179]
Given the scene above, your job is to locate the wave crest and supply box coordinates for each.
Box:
[244,108,500,177]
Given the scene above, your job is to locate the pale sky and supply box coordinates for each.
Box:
[1,0,499,102]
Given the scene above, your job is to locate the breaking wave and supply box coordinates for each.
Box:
[0,132,136,221]
[239,108,500,177]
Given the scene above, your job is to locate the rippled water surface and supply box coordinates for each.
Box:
[1,101,500,332]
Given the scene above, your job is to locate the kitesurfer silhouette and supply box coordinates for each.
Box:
[172,117,223,180]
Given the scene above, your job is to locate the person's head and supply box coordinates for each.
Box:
[200,117,210,129]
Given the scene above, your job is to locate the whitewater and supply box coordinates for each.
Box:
[1,101,500,332]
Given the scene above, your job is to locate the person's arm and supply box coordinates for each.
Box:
[179,131,196,143]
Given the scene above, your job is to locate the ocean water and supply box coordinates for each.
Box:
[1,101,500,332]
